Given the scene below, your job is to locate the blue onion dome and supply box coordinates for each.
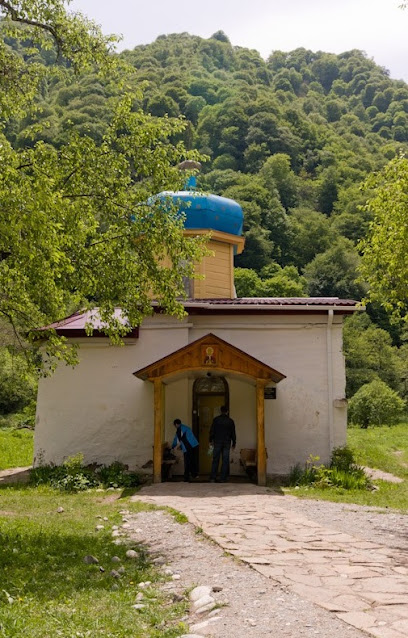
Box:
[158,171,244,237]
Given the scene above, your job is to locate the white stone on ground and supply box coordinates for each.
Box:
[190,617,221,631]
[195,601,216,615]
[191,594,215,612]
[189,586,212,602]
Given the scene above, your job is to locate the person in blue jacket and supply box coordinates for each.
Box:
[171,419,199,482]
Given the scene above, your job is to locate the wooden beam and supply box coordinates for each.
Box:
[183,228,245,254]
[153,378,163,484]
[256,379,267,487]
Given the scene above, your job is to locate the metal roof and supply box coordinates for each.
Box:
[44,298,360,334]
[42,309,139,338]
[182,297,359,307]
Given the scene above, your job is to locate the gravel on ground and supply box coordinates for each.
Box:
[124,501,387,638]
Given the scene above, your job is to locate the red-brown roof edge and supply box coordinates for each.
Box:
[44,297,362,334]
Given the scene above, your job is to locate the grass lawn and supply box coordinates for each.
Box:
[0,429,34,470]
[285,423,408,511]
[0,486,189,637]
[348,424,408,480]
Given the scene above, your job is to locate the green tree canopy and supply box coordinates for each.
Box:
[259,153,298,210]
[0,344,37,414]
[343,313,403,397]
[0,1,206,370]
[234,265,306,297]
[359,156,408,323]
[303,238,367,299]
[348,378,405,428]
[286,207,337,269]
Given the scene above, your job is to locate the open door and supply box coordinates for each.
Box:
[193,376,228,474]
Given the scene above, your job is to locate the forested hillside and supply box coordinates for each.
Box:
[126,33,408,297]
[7,31,408,301]
[3,28,408,411]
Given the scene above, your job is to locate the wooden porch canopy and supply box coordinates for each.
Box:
[133,333,286,486]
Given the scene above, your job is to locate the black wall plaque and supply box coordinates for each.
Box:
[264,387,276,399]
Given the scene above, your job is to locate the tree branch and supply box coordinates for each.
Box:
[0,308,31,350]
[0,0,63,57]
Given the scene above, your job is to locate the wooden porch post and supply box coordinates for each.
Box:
[153,378,164,484]
[256,379,267,486]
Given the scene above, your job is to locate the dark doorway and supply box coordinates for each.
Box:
[192,376,229,474]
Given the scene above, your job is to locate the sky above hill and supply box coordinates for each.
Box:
[70,0,408,82]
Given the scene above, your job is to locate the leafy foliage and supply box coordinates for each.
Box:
[0,2,207,372]
[359,156,408,323]
[0,346,37,413]
[348,379,406,428]
[30,454,141,491]
[289,447,371,490]
[6,29,408,300]
[234,265,307,297]
[303,238,367,298]
[343,313,403,397]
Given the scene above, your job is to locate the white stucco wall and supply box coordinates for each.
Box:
[35,317,190,469]
[35,311,347,475]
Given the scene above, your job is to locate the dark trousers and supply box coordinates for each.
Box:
[210,443,231,481]
[184,447,198,480]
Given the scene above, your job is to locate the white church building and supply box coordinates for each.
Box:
[34,181,358,485]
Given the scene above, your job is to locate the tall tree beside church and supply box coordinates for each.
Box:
[0,1,206,370]
[359,155,408,323]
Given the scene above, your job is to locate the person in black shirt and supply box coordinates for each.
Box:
[209,406,236,482]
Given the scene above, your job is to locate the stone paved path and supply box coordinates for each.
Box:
[133,483,408,638]
[0,466,31,484]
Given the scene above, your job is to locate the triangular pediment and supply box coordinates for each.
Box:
[133,333,286,383]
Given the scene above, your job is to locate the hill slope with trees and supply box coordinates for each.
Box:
[7,31,408,298]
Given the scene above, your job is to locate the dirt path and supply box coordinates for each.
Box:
[124,508,370,638]
[131,483,408,638]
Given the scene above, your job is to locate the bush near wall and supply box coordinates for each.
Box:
[289,446,371,490]
[30,454,141,492]
[348,378,405,428]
